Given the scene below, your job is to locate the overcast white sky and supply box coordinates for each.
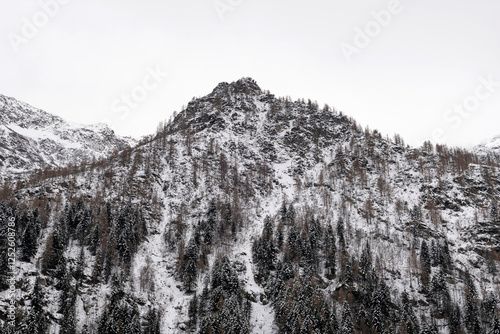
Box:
[1,0,500,148]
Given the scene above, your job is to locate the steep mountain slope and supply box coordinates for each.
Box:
[0,94,135,182]
[0,78,499,334]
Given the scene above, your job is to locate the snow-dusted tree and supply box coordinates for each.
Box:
[252,216,277,281]
[429,270,450,314]
[21,278,50,334]
[359,240,373,282]
[336,217,346,252]
[323,224,337,279]
[279,201,287,224]
[180,237,199,292]
[276,223,284,250]
[286,203,296,226]
[59,282,77,334]
[41,217,69,276]
[286,225,300,263]
[490,201,499,223]
[187,294,198,330]
[74,247,85,281]
[143,308,161,334]
[420,240,431,289]
[465,293,481,334]
[448,303,462,334]
[340,302,354,334]
[199,256,251,334]
[98,274,141,334]
[20,209,41,261]
[401,291,420,334]
[490,315,500,334]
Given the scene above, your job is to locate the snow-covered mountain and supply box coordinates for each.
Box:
[0,94,135,181]
[474,134,500,161]
[0,78,499,334]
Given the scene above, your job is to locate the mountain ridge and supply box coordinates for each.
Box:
[0,94,135,182]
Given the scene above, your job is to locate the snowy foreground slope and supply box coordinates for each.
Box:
[0,94,135,182]
[0,78,499,334]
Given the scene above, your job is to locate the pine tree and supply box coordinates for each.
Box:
[286,203,296,225]
[181,238,199,292]
[420,240,431,290]
[204,200,217,245]
[442,238,452,270]
[74,247,85,281]
[465,293,481,334]
[421,240,431,273]
[279,201,287,224]
[59,268,73,311]
[0,246,10,290]
[41,217,68,276]
[23,278,49,333]
[430,240,438,267]
[59,283,77,334]
[359,240,373,282]
[464,270,477,298]
[401,291,419,334]
[490,315,500,334]
[253,217,277,281]
[322,224,336,280]
[276,223,284,250]
[143,308,161,334]
[91,249,103,284]
[287,226,300,262]
[329,303,339,333]
[448,303,462,334]
[340,302,354,334]
[200,256,251,334]
[491,202,499,223]
[337,217,345,252]
[188,294,198,330]
[410,205,421,221]
[98,274,142,334]
[21,210,41,261]
[429,270,450,314]
[482,293,497,319]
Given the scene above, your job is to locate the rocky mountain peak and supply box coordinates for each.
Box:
[210,77,262,97]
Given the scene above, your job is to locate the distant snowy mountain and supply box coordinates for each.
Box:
[0,94,135,181]
[474,134,500,161]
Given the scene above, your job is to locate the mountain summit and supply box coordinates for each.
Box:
[210,77,262,97]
